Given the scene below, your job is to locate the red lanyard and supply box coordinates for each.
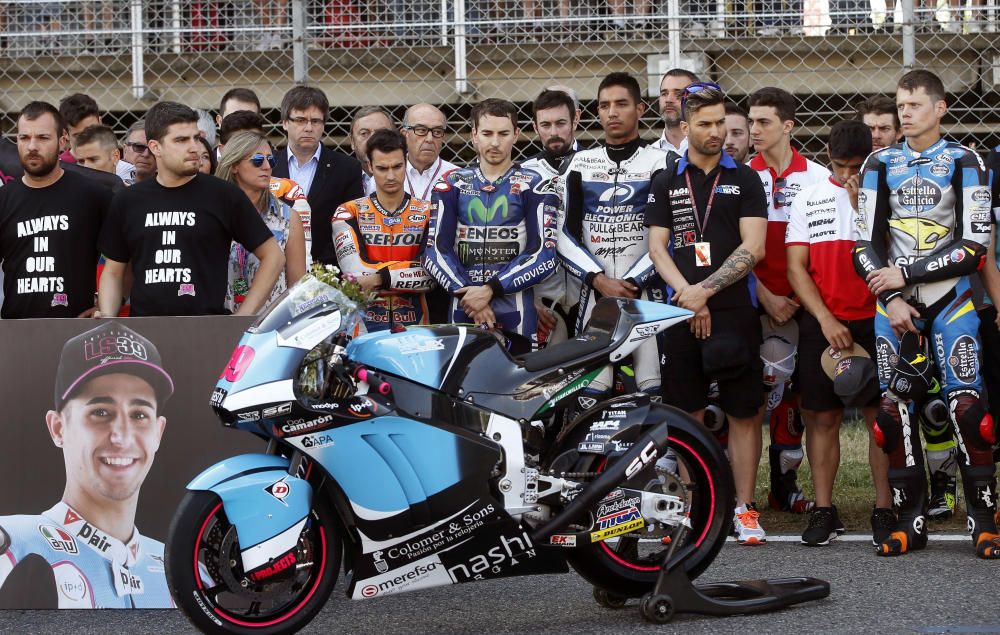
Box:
[684,170,722,239]
[405,159,443,201]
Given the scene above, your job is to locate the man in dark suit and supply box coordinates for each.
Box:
[272,86,363,265]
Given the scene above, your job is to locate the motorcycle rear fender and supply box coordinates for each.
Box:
[187,453,313,573]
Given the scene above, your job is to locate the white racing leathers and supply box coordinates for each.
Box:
[556,143,670,394]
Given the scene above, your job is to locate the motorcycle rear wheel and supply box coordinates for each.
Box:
[567,412,733,597]
[166,490,341,635]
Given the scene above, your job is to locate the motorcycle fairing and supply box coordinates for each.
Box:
[281,415,500,519]
[186,453,312,572]
[574,394,653,454]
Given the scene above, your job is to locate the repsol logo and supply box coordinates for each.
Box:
[364,233,422,246]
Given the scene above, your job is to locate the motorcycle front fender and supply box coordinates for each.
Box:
[187,453,313,573]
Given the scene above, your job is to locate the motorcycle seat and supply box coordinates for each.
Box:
[518,298,621,372]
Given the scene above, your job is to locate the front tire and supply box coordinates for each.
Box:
[166,490,341,635]
[568,412,733,597]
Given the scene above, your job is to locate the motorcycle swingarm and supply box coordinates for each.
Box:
[542,487,687,547]
[529,421,670,543]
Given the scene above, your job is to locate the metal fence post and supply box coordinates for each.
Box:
[901,0,916,70]
[292,0,309,84]
[454,0,470,95]
[668,0,681,69]
[130,0,148,100]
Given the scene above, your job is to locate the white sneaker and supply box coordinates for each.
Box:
[733,504,767,545]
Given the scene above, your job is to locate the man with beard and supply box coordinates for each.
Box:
[98,102,283,317]
[724,102,751,164]
[655,68,699,156]
[856,95,902,152]
[524,88,582,344]
[0,101,111,318]
[0,322,175,608]
[645,83,769,544]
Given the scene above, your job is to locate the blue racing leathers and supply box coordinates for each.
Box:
[556,141,671,395]
[422,164,558,344]
[852,138,997,552]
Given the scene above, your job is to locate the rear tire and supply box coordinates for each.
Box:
[568,412,733,597]
[166,490,341,635]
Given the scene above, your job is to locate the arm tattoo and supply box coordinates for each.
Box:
[699,247,757,293]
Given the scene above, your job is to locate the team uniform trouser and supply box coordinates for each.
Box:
[575,285,660,394]
[450,290,539,344]
[874,279,998,534]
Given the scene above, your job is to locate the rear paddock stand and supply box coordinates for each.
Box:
[594,545,830,623]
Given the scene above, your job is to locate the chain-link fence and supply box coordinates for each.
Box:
[0,0,998,162]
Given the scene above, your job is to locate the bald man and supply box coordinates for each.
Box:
[401,103,458,201]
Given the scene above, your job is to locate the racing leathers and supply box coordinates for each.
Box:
[556,138,670,396]
[0,502,172,608]
[270,177,313,267]
[852,138,998,557]
[422,164,558,344]
[332,193,434,331]
[523,150,581,344]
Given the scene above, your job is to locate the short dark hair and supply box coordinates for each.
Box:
[855,95,901,131]
[219,87,261,114]
[598,72,642,106]
[219,110,267,145]
[72,124,118,150]
[280,86,329,121]
[19,101,66,137]
[828,120,873,160]
[470,98,519,129]
[725,101,748,120]
[748,87,797,124]
[662,68,699,85]
[533,89,576,122]
[197,135,218,173]
[897,69,946,104]
[365,128,407,163]
[683,86,726,121]
[59,93,100,127]
[144,101,199,143]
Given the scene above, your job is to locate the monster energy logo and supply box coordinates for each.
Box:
[464,195,510,224]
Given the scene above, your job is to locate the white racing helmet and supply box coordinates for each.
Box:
[760,316,798,387]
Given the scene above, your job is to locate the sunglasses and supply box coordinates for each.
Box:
[774,177,787,208]
[680,81,723,119]
[125,141,150,155]
[249,153,276,168]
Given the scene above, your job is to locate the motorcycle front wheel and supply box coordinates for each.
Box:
[166,490,341,635]
[567,411,734,598]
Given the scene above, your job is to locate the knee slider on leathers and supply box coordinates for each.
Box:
[950,393,995,452]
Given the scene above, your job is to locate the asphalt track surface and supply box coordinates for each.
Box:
[3,535,999,634]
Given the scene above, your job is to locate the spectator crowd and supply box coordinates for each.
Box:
[0,68,998,559]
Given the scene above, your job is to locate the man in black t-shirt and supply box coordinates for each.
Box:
[0,101,111,318]
[97,102,283,317]
[645,84,770,545]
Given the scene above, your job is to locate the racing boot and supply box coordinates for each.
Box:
[767,398,813,513]
[922,397,958,520]
[876,467,928,557]
[959,464,1000,559]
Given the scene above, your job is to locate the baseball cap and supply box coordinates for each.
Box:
[54,322,174,410]
[820,344,879,407]
[760,317,798,387]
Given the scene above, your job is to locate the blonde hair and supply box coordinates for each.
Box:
[216,131,270,185]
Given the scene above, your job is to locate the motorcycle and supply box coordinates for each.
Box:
[166,274,816,633]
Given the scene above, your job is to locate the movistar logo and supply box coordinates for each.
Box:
[465,195,510,224]
[888,217,950,250]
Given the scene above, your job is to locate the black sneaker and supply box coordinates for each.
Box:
[802,507,842,546]
[870,507,896,546]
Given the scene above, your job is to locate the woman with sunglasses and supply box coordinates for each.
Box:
[217,131,307,312]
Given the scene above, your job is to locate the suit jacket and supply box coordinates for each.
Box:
[273,145,363,265]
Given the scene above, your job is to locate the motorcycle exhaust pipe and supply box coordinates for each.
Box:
[530,421,670,543]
